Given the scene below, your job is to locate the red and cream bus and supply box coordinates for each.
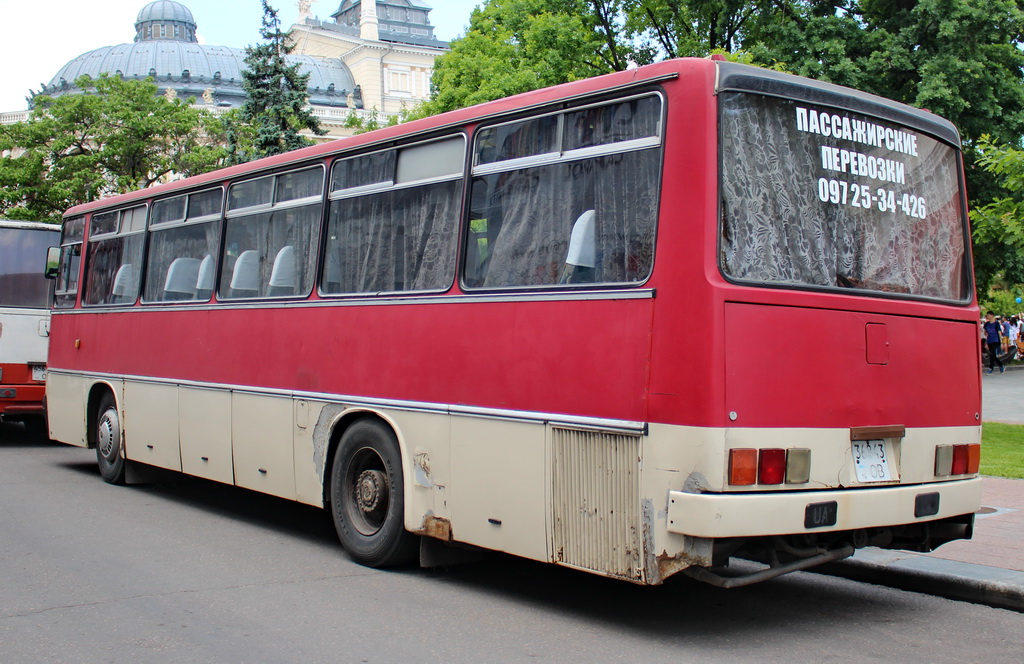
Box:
[1,219,60,433]
[45,58,982,586]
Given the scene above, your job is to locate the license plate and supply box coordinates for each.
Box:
[805,501,838,529]
[852,439,893,483]
[31,365,46,381]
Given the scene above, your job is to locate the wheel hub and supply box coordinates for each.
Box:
[356,469,388,514]
[97,413,117,458]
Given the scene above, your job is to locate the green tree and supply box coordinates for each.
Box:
[424,1,1024,296]
[623,0,788,59]
[0,74,227,222]
[418,0,795,116]
[970,136,1024,301]
[739,2,875,88]
[416,0,634,115]
[979,286,1024,318]
[750,1,1024,189]
[429,1,1024,163]
[230,0,325,162]
[747,1,1024,297]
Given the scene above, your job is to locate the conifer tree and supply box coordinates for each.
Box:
[231,0,325,162]
[0,74,227,222]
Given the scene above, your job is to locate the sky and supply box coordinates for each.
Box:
[0,0,484,112]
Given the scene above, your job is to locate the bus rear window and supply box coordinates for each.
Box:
[719,92,969,301]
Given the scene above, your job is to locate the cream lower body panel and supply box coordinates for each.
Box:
[45,371,92,446]
[448,417,549,563]
[231,392,295,500]
[45,369,983,584]
[123,381,181,471]
[666,478,982,538]
[179,388,233,484]
[642,422,982,580]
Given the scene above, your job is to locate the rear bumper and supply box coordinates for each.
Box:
[0,384,46,416]
[667,478,983,538]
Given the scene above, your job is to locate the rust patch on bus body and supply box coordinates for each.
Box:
[415,515,452,541]
[413,452,432,488]
[657,537,713,583]
[311,404,348,485]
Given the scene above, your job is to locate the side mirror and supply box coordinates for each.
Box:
[44,246,60,280]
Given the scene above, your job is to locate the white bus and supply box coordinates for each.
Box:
[0,219,60,433]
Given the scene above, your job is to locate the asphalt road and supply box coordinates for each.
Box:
[1,422,1022,663]
[982,365,1024,424]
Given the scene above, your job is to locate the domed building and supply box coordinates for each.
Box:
[26,1,449,137]
[134,0,199,41]
[289,1,448,118]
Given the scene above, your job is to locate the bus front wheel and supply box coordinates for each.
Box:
[329,418,417,567]
[95,393,125,485]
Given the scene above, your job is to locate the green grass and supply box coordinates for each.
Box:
[981,422,1024,479]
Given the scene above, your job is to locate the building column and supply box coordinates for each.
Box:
[360,1,380,41]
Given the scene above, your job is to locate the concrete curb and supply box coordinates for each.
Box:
[814,549,1024,613]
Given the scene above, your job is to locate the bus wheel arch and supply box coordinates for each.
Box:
[325,413,418,567]
[88,384,125,485]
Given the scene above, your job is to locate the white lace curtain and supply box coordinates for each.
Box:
[325,180,461,294]
[720,92,967,300]
[472,149,660,288]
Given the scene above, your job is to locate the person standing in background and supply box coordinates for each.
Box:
[983,312,1005,374]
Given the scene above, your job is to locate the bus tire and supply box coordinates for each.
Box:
[95,392,125,485]
[329,418,418,567]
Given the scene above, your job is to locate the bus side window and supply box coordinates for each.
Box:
[465,96,661,290]
[84,206,146,306]
[85,236,144,305]
[324,137,462,297]
[144,189,222,304]
[54,243,82,308]
[463,176,506,288]
[222,168,322,300]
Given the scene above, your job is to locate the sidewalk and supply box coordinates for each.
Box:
[817,371,1024,610]
[820,476,1024,612]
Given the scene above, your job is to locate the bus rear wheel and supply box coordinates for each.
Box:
[329,418,417,567]
[95,393,125,485]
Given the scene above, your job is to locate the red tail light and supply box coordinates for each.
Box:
[758,449,786,485]
[951,445,969,475]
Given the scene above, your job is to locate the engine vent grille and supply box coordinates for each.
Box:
[552,427,642,581]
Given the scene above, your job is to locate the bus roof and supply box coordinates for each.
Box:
[0,219,62,233]
[64,57,962,219]
[62,59,706,218]
[715,61,961,147]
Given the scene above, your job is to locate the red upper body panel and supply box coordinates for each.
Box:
[52,58,980,430]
